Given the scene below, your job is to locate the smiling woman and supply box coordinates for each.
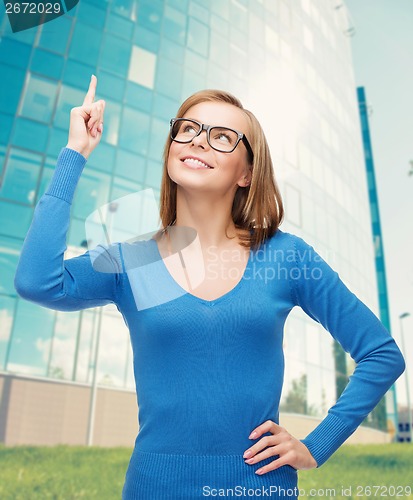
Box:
[13,76,406,499]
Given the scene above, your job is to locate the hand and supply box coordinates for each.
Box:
[243,420,317,475]
[65,74,105,160]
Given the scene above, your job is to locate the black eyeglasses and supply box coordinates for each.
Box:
[170,118,254,163]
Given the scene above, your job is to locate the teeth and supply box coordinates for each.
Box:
[183,158,211,169]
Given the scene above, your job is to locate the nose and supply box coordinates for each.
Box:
[190,129,209,149]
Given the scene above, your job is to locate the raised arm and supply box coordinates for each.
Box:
[290,234,405,467]
[14,76,122,312]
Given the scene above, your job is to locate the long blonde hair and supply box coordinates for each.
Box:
[158,89,284,251]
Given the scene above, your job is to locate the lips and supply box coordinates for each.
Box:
[181,156,214,169]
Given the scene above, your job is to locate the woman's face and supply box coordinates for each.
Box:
[167,101,252,193]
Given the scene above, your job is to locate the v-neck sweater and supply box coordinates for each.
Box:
[14,148,405,499]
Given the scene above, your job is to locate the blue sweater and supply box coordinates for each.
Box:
[14,148,405,499]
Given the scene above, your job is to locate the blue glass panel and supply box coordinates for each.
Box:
[69,22,102,65]
[1,17,38,44]
[63,59,96,90]
[114,149,146,183]
[6,299,55,376]
[100,99,121,146]
[163,6,186,44]
[83,0,109,8]
[0,144,6,173]
[153,94,179,122]
[184,50,207,76]
[111,0,135,19]
[119,108,150,156]
[166,0,189,13]
[0,148,42,205]
[111,177,142,201]
[96,70,124,102]
[36,161,54,202]
[124,82,153,113]
[181,70,205,100]
[159,37,185,64]
[38,15,72,55]
[210,13,229,36]
[137,1,163,34]
[0,295,16,369]
[47,127,69,157]
[20,74,58,124]
[187,18,209,57]
[88,141,116,174]
[54,84,85,130]
[210,31,229,69]
[30,48,64,80]
[72,169,111,220]
[145,159,162,190]
[0,114,13,145]
[76,1,106,29]
[106,11,134,40]
[100,33,131,78]
[133,25,160,52]
[0,200,33,238]
[148,118,167,162]
[189,3,209,23]
[210,0,229,20]
[0,236,21,295]
[0,38,31,69]
[11,118,49,154]
[155,57,182,99]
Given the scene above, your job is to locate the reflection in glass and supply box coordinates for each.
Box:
[6,299,55,376]
[20,73,57,123]
[0,149,42,205]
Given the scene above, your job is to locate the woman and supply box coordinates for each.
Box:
[14,75,405,499]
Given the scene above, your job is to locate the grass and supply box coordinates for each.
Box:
[0,443,412,499]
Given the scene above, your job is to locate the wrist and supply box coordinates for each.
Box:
[65,144,89,160]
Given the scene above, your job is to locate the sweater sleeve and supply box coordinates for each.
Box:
[14,147,123,312]
[289,234,405,468]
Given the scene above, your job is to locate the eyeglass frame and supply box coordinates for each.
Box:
[169,118,254,163]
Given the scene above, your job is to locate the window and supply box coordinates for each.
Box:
[100,34,131,78]
[128,46,156,89]
[119,108,150,156]
[148,118,168,162]
[137,1,163,33]
[0,236,21,295]
[114,149,146,183]
[72,170,111,220]
[54,84,86,130]
[63,59,96,90]
[124,82,153,113]
[76,1,106,30]
[0,114,13,145]
[11,118,49,154]
[20,73,57,124]
[153,94,179,121]
[69,22,102,66]
[0,38,31,69]
[163,5,186,44]
[187,18,209,57]
[38,15,72,55]
[133,25,160,53]
[0,295,16,369]
[0,64,25,115]
[99,99,121,147]
[30,48,64,81]
[0,148,42,205]
[96,70,125,102]
[210,32,229,69]
[106,12,135,40]
[155,57,182,98]
[47,127,69,158]
[88,142,116,174]
[6,299,55,376]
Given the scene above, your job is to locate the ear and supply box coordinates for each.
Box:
[237,167,252,188]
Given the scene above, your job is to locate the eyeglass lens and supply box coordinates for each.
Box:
[171,119,239,152]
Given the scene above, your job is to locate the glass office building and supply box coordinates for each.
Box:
[0,0,388,437]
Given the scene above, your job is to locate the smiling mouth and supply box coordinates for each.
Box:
[181,158,214,169]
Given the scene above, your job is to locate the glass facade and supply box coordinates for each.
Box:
[0,0,385,429]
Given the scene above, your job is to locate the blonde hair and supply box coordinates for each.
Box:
[157,89,284,251]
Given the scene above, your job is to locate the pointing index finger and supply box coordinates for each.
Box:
[83,75,97,106]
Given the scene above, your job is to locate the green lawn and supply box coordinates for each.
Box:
[0,443,412,499]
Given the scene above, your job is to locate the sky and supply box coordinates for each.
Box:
[345,0,413,409]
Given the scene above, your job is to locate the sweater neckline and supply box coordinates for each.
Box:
[150,238,253,306]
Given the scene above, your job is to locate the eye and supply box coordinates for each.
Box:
[183,125,197,134]
[215,132,233,143]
